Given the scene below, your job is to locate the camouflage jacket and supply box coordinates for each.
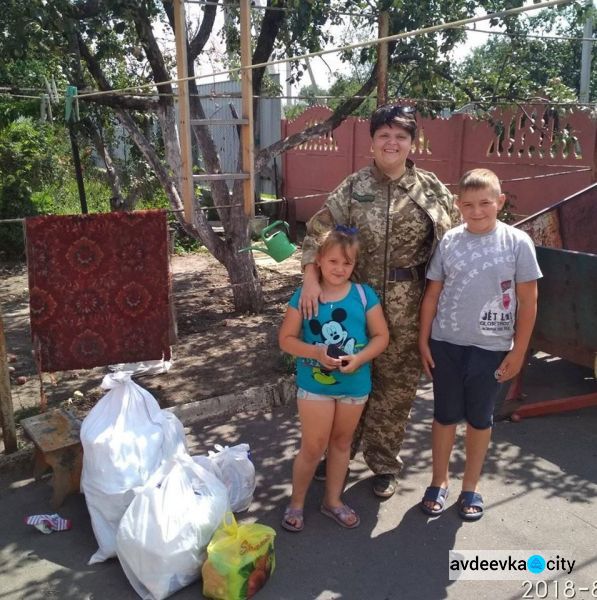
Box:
[302,161,460,303]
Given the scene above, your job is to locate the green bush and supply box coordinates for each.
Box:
[0,119,69,258]
[33,178,112,216]
[170,222,202,254]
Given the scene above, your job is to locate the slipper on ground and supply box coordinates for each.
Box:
[420,486,449,516]
[458,491,484,522]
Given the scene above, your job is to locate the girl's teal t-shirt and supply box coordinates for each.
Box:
[288,283,380,396]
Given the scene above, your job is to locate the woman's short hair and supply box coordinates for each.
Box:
[370,104,417,140]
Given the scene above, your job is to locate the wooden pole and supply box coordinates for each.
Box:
[579,0,593,104]
[0,306,17,454]
[377,10,389,107]
[173,0,195,225]
[240,0,255,217]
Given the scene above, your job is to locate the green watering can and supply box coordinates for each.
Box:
[239,220,297,262]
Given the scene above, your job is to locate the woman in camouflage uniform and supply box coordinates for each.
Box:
[300,104,460,498]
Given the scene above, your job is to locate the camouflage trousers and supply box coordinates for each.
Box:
[352,280,424,476]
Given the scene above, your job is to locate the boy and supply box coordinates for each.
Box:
[418,168,542,521]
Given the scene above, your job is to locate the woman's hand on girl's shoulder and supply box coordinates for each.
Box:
[299,265,323,319]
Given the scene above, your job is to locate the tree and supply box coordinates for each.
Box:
[0,0,557,311]
[308,3,594,114]
[454,4,595,107]
[283,83,330,119]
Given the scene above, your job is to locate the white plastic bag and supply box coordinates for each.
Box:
[206,444,256,513]
[109,359,172,376]
[116,454,229,600]
[192,454,223,480]
[80,372,187,564]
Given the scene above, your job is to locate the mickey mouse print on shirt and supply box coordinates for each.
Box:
[308,308,357,385]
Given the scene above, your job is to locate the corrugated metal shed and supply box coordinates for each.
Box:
[195,76,281,196]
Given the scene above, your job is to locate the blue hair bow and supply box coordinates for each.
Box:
[335,224,359,235]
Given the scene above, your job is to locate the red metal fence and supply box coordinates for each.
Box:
[282,105,597,222]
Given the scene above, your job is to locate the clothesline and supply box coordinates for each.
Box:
[1,89,595,108]
[0,166,591,225]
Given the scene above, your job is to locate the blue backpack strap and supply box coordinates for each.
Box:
[355,283,367,310]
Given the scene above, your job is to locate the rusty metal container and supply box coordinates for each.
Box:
[516,183,597,369]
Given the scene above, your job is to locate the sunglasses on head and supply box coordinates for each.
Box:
[389,105,416,117]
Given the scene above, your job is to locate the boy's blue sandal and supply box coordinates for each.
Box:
[282,507,304,532]
[420,486,449,516]
[458,491,484,521]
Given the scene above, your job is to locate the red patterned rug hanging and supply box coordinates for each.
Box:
[26,210,172,372]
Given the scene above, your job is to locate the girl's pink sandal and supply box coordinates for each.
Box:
[282,507,304,532]
[320,504,360,529]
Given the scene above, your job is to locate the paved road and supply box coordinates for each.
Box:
[1,356,596,600]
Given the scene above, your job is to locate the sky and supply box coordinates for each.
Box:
[176,1,556,103]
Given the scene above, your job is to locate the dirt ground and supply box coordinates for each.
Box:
[0,250,302,449]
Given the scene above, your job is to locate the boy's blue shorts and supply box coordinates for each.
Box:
[429,338,507,429]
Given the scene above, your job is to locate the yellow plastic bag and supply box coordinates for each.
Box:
[202,512,276,600]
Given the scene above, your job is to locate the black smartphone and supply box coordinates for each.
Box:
[327,345,349,366]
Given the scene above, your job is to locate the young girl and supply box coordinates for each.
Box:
[278,227,389,531]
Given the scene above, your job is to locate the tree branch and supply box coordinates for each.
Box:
[252,1,286,97]
[77,32,113,91]
[76,34,159,111]
[130,4,173,102]
[163,0,217,60]
[80,116,128,210]
[84,93,159,111]
[189,4,218,60]
[255,63,378,172]
[431,64,479,105]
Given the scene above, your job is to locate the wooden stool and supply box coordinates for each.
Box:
[21,408,83,509]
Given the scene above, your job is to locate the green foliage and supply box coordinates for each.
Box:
[170,222,202,254]
[261,73,283,99]
[298,83,328,106]
[283,102,308,120]
[140,186,201,254]
[451,4,594,107]
[301,3,593,115]
[456,39,583,106]
[32,178,112,216]
[196,186,220,222]
[136,186,169,211]
[283,82,335,119]
[0,118,69,257]
[328,77,376,116]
